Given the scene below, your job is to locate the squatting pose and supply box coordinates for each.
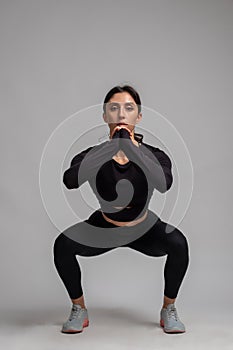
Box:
[53,85,189,334]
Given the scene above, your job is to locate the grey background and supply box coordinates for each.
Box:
[0,0,233,343]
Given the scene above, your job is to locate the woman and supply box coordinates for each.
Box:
[53,85,189,334]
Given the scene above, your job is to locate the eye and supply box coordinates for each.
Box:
[125,105,135,111]
[110,105,119,111]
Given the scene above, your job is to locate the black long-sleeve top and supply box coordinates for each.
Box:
[63,129,173,221]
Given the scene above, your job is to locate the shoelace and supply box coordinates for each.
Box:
[167,306,178,321]
[69,306,82,321]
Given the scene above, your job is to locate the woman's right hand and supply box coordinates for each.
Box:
[110,126,121,139]
[110,125,132,139]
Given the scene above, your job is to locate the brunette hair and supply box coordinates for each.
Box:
[103,85,141,113]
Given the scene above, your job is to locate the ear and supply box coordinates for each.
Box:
[136,112,142,124]
[103,113,108,123]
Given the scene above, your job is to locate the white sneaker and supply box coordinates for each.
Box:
[160,304,186,333]
[62,304,89,334]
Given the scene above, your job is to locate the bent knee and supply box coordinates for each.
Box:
[167,228,189,253]
[53,233,71,256]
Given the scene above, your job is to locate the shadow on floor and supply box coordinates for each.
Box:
[0,306,161,329]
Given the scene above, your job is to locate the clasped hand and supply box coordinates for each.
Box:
[110,126,139,147]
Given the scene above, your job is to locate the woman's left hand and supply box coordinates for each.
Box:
[118,126,139,147]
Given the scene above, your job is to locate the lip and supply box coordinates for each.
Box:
[117,123,128,126]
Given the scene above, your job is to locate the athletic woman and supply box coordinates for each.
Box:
[53,85,189,334]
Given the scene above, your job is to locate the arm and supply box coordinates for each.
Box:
[63,137,120,189]
[119,128,173,193]
[63,146,93,189]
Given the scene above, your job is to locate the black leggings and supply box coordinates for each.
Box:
[53,209,189,300]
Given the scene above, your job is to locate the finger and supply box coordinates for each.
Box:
[119,126,133,137]
[110,126,121,139]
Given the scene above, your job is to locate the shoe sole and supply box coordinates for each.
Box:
[61,319,89,334]
[160,319,185,333]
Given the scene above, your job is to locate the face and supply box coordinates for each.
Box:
[103,92,142,135]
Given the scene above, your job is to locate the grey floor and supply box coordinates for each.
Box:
[1,305,232,350]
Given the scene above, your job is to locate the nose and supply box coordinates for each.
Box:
[118,105,126,118]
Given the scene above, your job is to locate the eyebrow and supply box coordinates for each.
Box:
[108,102,136,105]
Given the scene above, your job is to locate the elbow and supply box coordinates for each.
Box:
[159,174,173,193]
[166,174,173,192]
[63,171,71,189]
[63,170,77,189]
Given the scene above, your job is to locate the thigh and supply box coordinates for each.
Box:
[54,232,113,257]
[127,217,187,257]
[55,210,116,257]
